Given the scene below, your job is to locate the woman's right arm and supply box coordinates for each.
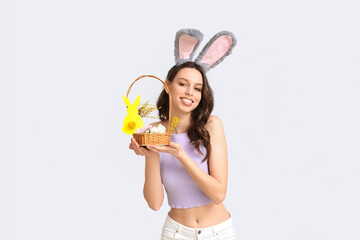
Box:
[143,154,164,211]
[129,138,164,211]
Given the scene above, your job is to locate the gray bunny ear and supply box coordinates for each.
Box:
[174,29,204,65]
[195,31,237,72]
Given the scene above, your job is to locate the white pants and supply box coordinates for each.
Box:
[161,214,237,240]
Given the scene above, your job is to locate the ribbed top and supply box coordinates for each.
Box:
[160,133,212,209]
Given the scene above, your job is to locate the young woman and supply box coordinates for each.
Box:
[129,29,237,239]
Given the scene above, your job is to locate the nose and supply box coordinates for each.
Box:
[185,87,193,96]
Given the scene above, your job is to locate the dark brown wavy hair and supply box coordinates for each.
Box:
[157,61,214,163]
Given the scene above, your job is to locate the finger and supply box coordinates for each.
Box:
[139,146,151,153]
[131,138,141,147]
[147,146,159,153]
[129,143,137,151]
[129,143,134,150]
[130,143,140,152]
[130,142,145,156]
[150,145,170,153]
[134,149,145,156]
[157,144,173,150]
[148,145,161,151]
[131,140,143,151]
[169,142,180,149]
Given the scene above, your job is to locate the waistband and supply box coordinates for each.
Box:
[164,213,234,234]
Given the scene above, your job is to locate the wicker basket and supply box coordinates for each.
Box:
[126,75,172,146]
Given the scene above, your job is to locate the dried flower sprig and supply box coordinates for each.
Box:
[138,100,161,119]
[170,116,179,131]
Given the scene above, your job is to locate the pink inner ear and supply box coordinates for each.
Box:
[179,35,198,59]
[199,35,233,67]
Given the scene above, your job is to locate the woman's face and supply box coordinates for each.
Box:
[167,67,203,114]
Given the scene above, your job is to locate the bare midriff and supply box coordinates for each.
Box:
[168,202,231,228]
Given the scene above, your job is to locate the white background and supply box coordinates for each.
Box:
[3,0,360,239]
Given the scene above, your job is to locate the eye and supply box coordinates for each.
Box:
[179,83,186,86]
[195,88,202,92]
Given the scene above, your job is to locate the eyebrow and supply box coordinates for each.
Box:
[177,78,203,86]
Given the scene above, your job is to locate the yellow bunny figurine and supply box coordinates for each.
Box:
[122,95,144,135]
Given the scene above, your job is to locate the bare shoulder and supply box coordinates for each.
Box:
[205,115,224,133]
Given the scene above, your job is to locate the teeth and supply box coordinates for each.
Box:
[182,98,192,104]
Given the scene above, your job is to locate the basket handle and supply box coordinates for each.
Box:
[126,75,172,134]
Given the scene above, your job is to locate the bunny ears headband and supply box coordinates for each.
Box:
[174,29,237,72]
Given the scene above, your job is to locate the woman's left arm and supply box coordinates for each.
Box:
[148,115,228,204]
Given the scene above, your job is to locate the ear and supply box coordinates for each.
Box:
[134,95,141,107]
[123,95,131,107]
[164,80,171,94]
[195,31,237,72]
[174,29,204,65]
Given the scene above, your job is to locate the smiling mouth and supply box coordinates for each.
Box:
[180,98,193,105]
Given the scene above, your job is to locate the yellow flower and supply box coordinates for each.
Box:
[138,100,161,119]
[170,116,179,131]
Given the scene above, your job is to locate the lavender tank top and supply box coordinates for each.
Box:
[160,133,213,209]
